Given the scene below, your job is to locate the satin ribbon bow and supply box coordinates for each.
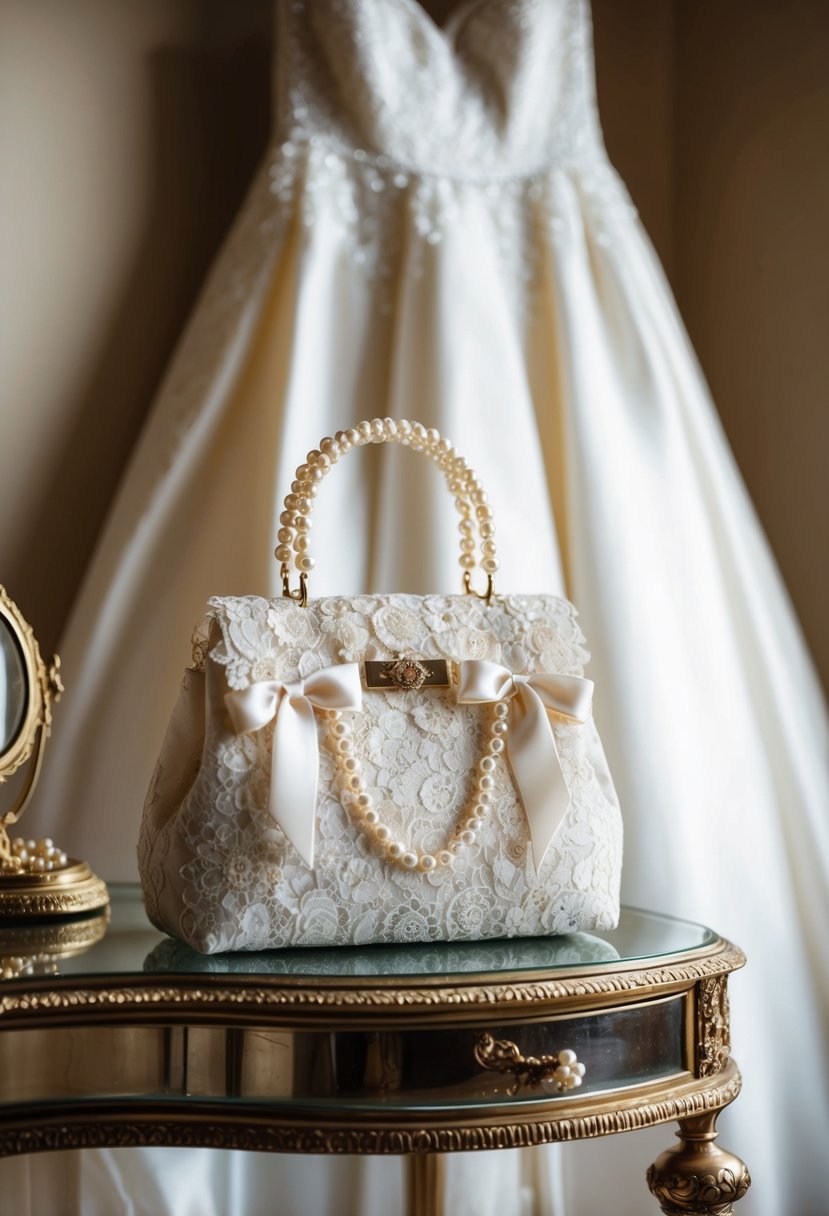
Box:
[224,665,363,868]
[457,660,594,870]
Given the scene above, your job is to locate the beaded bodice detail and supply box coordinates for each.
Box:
[143,0,634,471]
[277,0,603,179]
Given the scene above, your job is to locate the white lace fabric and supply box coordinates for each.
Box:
[139,593,622,953]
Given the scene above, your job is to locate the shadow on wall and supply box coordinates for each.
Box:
[8,2,271,656]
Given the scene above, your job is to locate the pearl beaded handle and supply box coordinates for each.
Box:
[274,418,499,606]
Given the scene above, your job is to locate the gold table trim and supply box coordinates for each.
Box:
[0,938,745,1028]
[0,1059,741,1158]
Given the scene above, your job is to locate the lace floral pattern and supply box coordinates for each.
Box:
[138,593,622,952]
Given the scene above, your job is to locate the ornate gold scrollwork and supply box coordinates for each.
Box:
[647,1112,751,1214]
[697,975,731,1078]
[474,1031,585,1095]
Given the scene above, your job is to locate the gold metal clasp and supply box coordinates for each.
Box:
[364,657,450,691]
[281,563,308,608]
[463,570,495,607]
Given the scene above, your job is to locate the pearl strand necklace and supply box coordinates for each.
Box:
[325,699,510,872]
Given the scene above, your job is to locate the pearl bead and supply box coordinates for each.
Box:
[401,852,419,869]
[275,544,292,563]
[345,428,360,445]
[296,535,312,554]
[279,510,294,527]
[306,449,321,464]
[383,417,398,436]
[492,720,508,736]
[459,553,475,569]
[459,519,474,536]
[449,840,462,853]
[558,1049,577,1066]
[295,515,311,533]
[482,539,497,556]
[349,774,365,791]
[363,809,379,825]
[488,737,505,754]
[375,824,391,842]
[17,849,29,863]
[331,720,348,737]
[475,504,493,520]
[478,775,494,792]
[33,857,46,872]
[309,465,325,482]
[335,737,352,754]
[356,793,371,809]
[479,521,495,538]
[320,438,339,458]
[298,556,315,572]
[358,420,372,439]
[420,854,437,871]
[483,557,499,574]
[398,419,412,437]
[277,527,293,544]
[480,756,496,772]
[463,818,480,833]
[388,842,405,859]
[57,852,68,866]
[494,702,509,718]
[460,829,477,845]
[296,463,311,481]
[472,805,487,819]
[460,536,476,553]
[296,497,312,513]
[343,756,358,772]
[437,850,454,867]
[291,480,304,495]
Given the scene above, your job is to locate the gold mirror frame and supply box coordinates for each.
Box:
[0,586,108,918]
[0,584,63,807]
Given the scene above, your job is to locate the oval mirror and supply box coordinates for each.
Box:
[0,615,27,757]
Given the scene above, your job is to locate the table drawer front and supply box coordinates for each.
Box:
[0,993,687,1111]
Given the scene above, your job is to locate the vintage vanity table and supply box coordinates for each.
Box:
[0,886,750,1215]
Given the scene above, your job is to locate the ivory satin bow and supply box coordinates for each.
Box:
[224,665,363,868]
[457,660,594,870]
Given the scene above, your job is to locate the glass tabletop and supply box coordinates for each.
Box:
[1,885,719,983]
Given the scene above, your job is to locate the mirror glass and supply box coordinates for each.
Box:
[0,617,27,755]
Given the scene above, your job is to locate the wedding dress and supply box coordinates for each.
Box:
[12,1,829,1213]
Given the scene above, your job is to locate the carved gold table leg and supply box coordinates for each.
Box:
[405,1152,445,1216]
[647,1112,751,1214]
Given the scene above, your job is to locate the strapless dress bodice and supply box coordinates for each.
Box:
[276,0,604,179]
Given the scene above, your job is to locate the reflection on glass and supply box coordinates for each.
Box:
[144,931,621,978]
[0,618,26,754]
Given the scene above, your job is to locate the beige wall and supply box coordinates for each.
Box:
[0,0,271,650]
[671,0,829,686]
[1,0,826,687]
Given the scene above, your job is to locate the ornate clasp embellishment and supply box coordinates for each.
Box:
[364,657,450,691]
[474,1032,586,1096]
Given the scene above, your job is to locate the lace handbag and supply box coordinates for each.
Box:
[138,419,622,953]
